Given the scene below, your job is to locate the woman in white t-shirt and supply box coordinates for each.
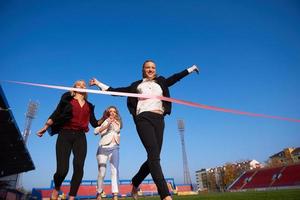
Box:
[94,106,122,200]
[90,60,199,200]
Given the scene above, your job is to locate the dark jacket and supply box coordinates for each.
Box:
[108,69,189,117]
[47,92,99,136]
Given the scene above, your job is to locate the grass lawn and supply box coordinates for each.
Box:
[124,189,300,200]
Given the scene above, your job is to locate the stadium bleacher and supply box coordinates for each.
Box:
[0,85,35,178]
[228,163,300,191]
[272,164,300,187]
[175,184,197,196]
[229,171,257,190]
[0,85,35,200]
[243,166,282,189]
[31,178,178,199]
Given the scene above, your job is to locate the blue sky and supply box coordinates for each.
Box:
[1,0,300,190]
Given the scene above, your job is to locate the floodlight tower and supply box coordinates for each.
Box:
[23,100,38,144]
[16,100,38,189]
[177,119,192,185]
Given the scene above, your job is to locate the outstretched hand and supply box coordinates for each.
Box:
[89,78,109,91]
[191,64,200,74]
[89,78,100,86]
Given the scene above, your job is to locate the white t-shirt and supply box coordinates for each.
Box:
[136,79,164,115]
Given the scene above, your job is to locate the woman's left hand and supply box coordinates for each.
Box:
[190,65,199,74]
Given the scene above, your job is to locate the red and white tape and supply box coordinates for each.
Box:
[5,80,300,123]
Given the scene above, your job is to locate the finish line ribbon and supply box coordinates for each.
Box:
[5,80,300,123]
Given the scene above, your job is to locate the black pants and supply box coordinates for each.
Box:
[53,130,87,197]
[132,112,170,199]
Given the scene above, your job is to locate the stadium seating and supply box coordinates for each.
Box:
[272,164,300,187]
[228,163,300,191]
[176,185,193,192]
[175,184,197,196]
[243,166,282,189]
[139,183,158,196]
[31,178,177,199]
[229,171,257,190]
[118,184,132,197]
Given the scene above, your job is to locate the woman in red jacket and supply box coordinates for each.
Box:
[37,80,103,200]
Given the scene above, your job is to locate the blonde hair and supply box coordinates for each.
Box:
[101,106,122,129]
[70,80,88,99]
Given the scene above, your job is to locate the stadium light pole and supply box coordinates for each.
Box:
[16,100,38,189]
[23,100,38,144]
[177,119,192,186]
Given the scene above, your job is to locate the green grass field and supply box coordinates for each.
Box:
[124,189,300,200]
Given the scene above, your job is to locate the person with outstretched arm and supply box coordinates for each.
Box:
[90,60,199,200]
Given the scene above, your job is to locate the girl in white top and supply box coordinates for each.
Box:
[94,106,122,200]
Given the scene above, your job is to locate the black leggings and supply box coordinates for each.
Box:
[53,131,87,197]
[132,112,170,199]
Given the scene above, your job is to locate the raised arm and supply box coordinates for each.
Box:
[89,77,134,93]
[90,78,109,91]
[165,65,199,87]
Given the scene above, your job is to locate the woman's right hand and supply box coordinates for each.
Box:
[37,126,47,137]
